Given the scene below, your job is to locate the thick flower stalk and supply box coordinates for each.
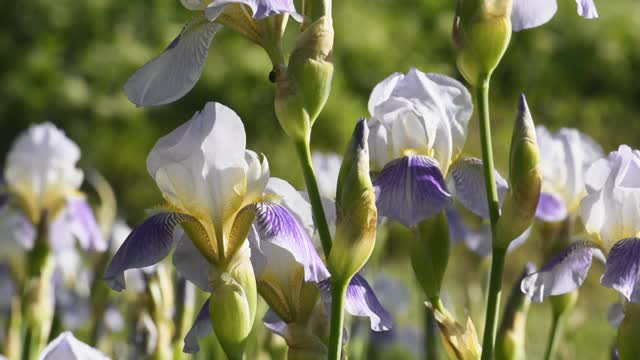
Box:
[124,0,303,107]
[104,102,270,359]
[1,123,104,359]
[521,145,640,305]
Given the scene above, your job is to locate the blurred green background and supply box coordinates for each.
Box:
[0,0,637,358]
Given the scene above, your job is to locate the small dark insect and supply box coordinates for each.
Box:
[269,69,277,83]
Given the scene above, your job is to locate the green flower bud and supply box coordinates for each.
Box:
[495,264,534,360]
[496,94,541,249]
[274,15,334,141]
[617,303,640,360]
[411,212,450,302]
[453,0,512,86]
[329,119,377,281]
[208,251,257,360]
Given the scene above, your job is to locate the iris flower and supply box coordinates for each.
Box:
[178,178,392,353]
[511,0,598,32]
[522,145,640,303]
[0,123,104,259]
[367,68,507,228]
[534,126,603,222]
[38,331,109,360]
[124,0,302,107]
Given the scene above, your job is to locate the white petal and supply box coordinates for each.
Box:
[311,152,342,199]
[244,150,270,206]
[368,72,404,116]
[39,331,110,360]
[124,16,222,107]
[147,102,249,227]
[511,0,558,32]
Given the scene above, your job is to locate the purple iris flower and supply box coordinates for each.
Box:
[522,146,640,303]
[367,68,509,228]
[511,0,598,32]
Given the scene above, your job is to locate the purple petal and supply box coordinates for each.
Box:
[608,302,624,329]
[511,0,558,32]
[446,207,467,244]
[535,192,568,222]
[205,0,302,22]
[0,208,35,252]
[521,241,603,303]
[320,274,393,331]
[124,17,222,107]
[66,197,106,252]
[173,231,211,291]
[263,309,287,338]
[104,212,188,291]
[449,157,508,219]
[576,0,598,18]
[462,224,530,258]
[251,202,330,283]
[601,238,640,302]
[184,299,213,354]
[374,155,452,227]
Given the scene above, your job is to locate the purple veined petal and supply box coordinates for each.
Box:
[65,197,106,252]
[521,241,604,303]
[251,202,330,283]
[205,0,303,22]
[173,232,212,291]
[124,16,222,107]
[601,238,640,302]
[576,0,598,18]
[184,299,213,354]
[39,331,110,360]
[511,0,558,32]
[263,309,287,338]
[319,274,393,332]
[104,212,189,291]
[608,302,625,329]
[373,155,452,228]
[535,192,568,222]
[448,157,508,219]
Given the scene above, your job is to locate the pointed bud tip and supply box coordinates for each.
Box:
[353,118,368,150]
[518,93,528,113]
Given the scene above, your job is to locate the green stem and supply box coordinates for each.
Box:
[295,139,333,257]
[328,277,349,360]
[425,307,439,360]
[544,312,566,360]
[477,73,506,360]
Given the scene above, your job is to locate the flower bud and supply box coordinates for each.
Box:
[274,15,334,141]
[496,94,541,249]
[452,0,512,86]
[208,253,257,360]
[411,212,450,302]
[329,120,377,281]
[495,263,535,360]
[427,302,481,360]
[617,303,640,360]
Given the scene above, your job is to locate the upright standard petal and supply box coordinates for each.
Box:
[251,202,329,283]
[580,145,640,249]
[39,331,110,360]
[535,192,568,222]
[367,69,472,174]
[521,241,604,303]
[184,299,213,354]
[104,212,189,291]
[319,274,393,332]
[601,238,640,302]
[124,17,222,107]
[147,102,249,233]
[5,123,83,222]
[448,157,508,218]
[374,155,452,227]
[511,0,558,32]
